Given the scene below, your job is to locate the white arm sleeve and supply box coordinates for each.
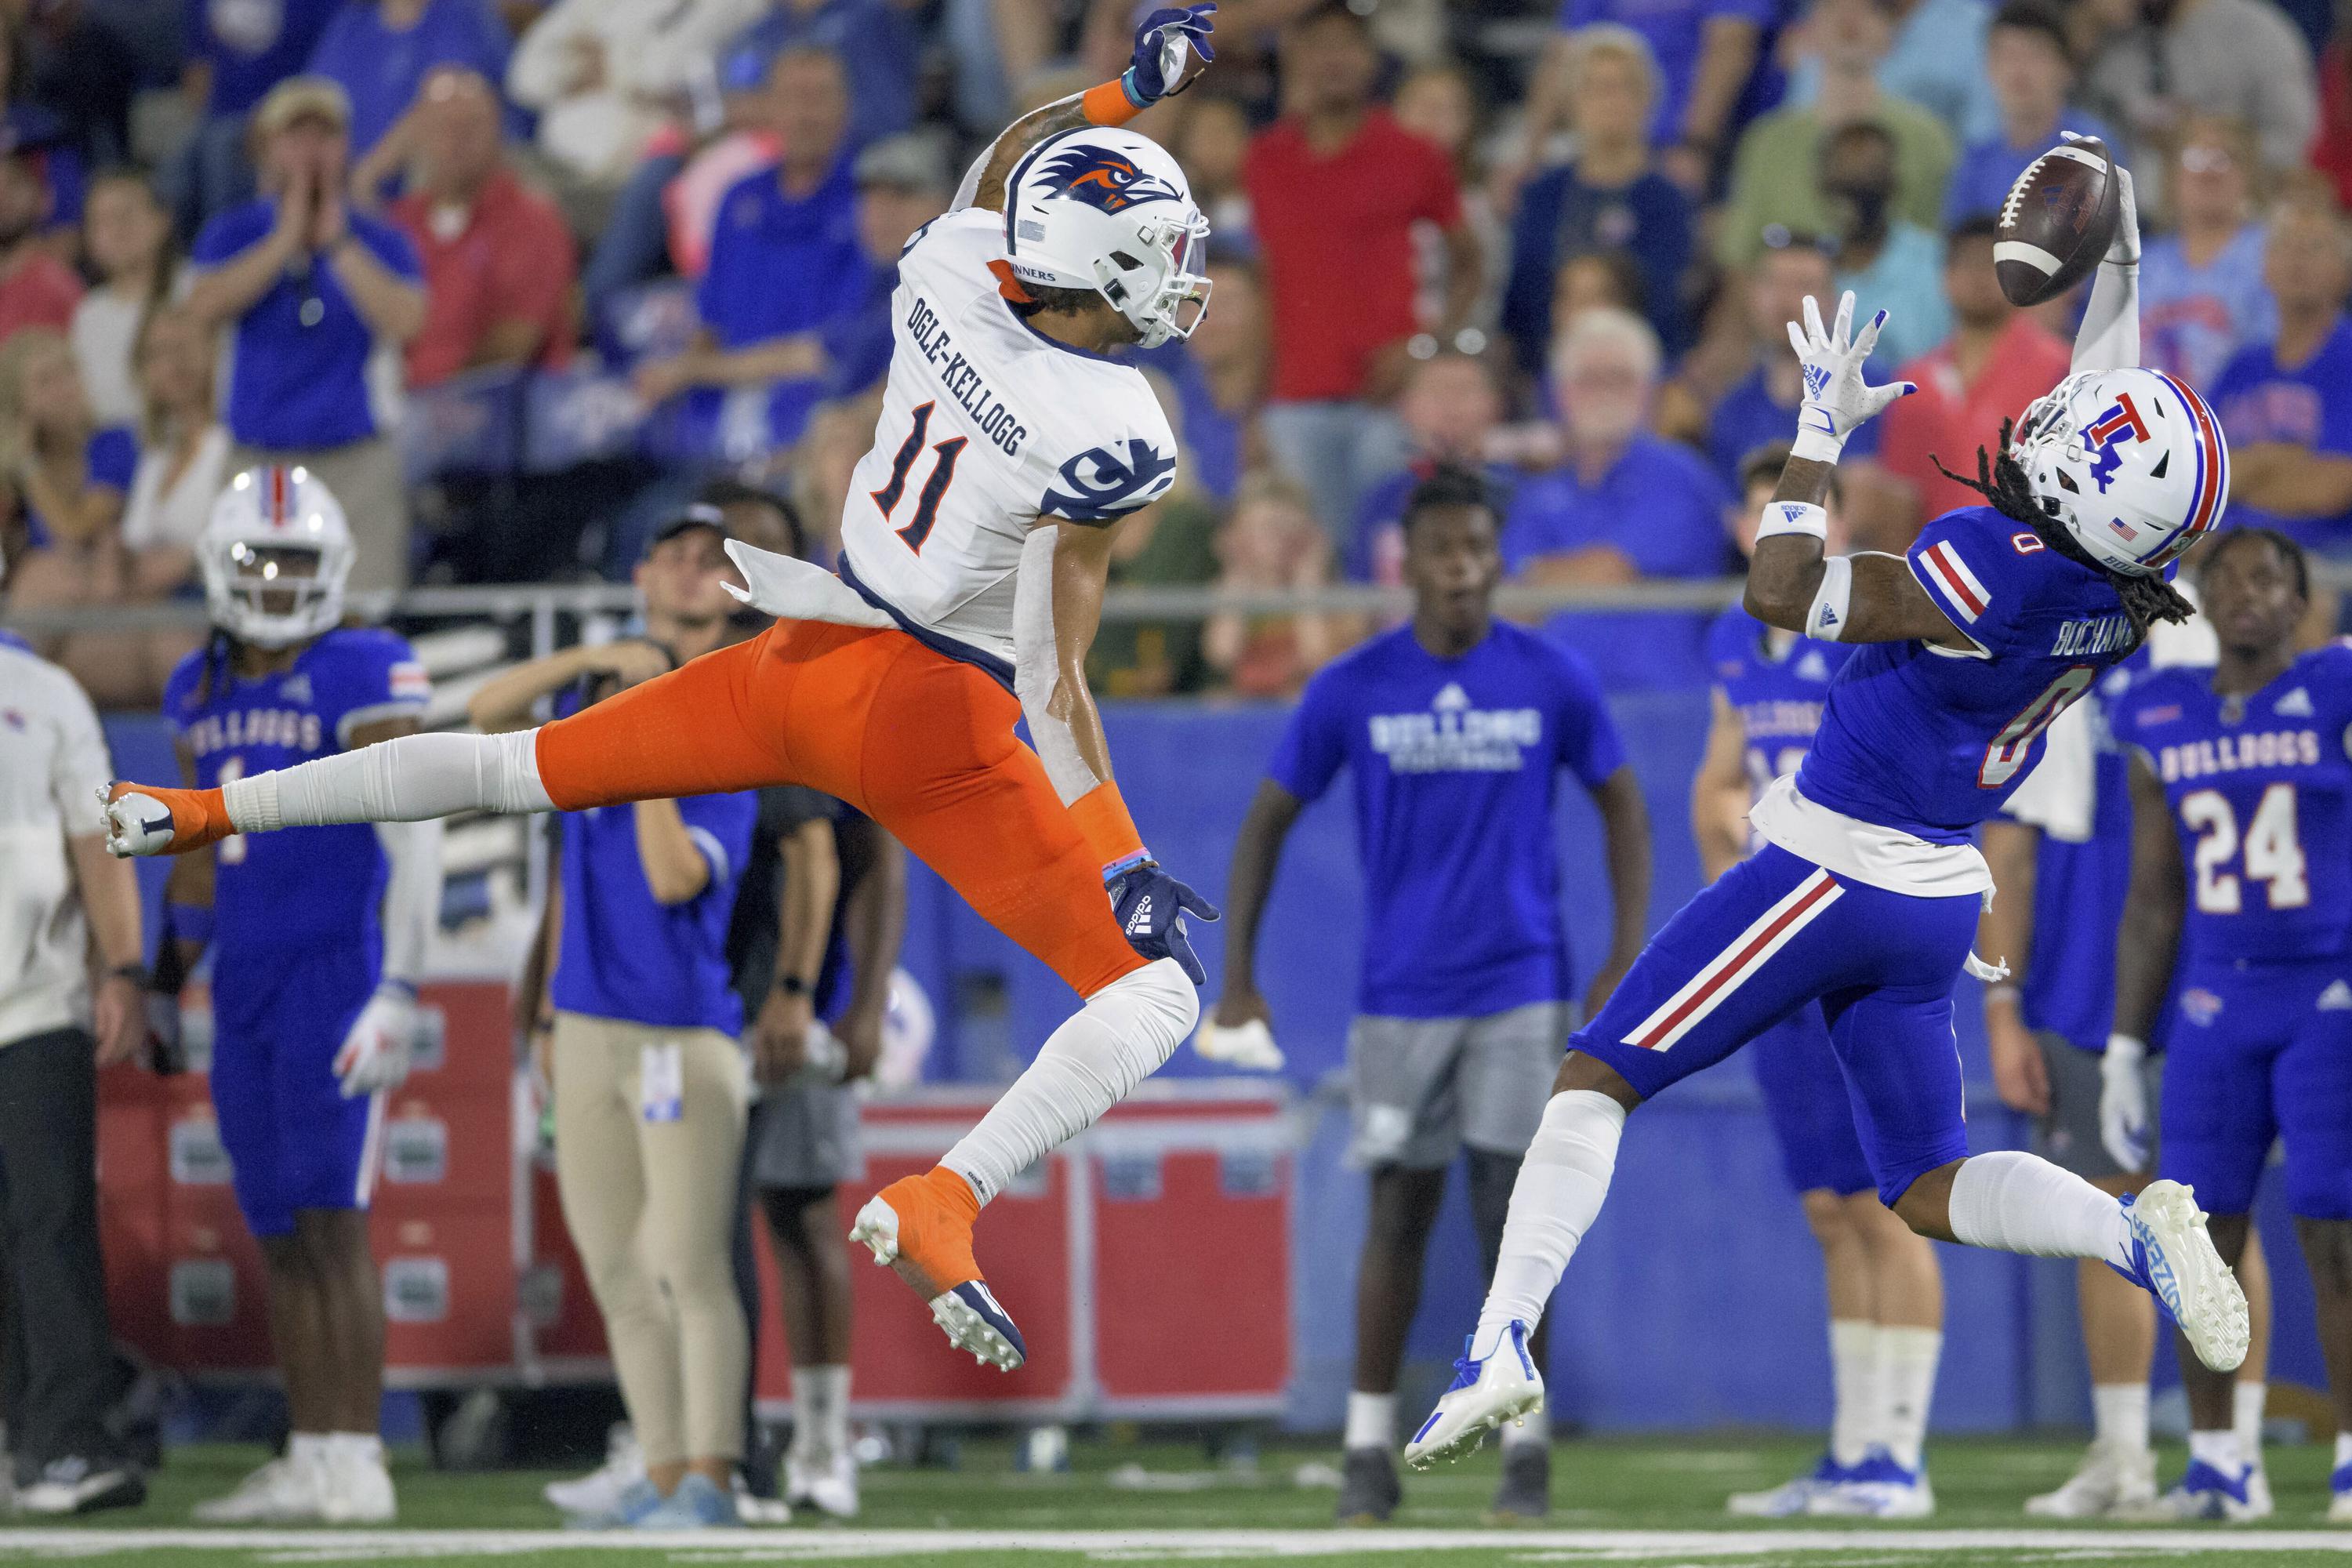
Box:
[2072,162,2141,374]
[373,817,442,988]
[1011,527,1102,807]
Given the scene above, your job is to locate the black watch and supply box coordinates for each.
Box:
[775,975,811,998]
[109,962,150,988]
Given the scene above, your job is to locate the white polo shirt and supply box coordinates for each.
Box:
[0,637,113,1044]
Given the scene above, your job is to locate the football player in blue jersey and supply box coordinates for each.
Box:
[158,467,439,1523]
[1698,446,1945,1519]
[2108,526,2352,1521]
[1409,156,2260,1469]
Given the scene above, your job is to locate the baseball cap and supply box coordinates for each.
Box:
[645,503,731,554]
[855,135,952,194]
[255,76,352,137]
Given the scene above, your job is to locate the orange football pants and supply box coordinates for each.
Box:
[535,619,1146,1000]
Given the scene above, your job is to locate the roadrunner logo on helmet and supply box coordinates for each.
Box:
[2009,367,2229,577]
[199,464,358,648]
[1002,126,1211,350]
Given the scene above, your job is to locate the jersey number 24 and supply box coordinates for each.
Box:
[2180,784,2310,913]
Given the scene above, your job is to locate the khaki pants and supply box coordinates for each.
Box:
[230,434,409,591]
[550,1012,750,1465]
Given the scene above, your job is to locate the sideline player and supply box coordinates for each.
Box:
[161,468,439,1522]
[1407,154,2256,1466]
[1212,466,1651,1525]
[2107,527,2352,1521]
[106,6,1221,1374]
[1695,446,1944,1519]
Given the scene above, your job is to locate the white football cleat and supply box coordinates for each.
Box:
[317,1441,395,1524]
[1728,1454,1851,1517]
[785,1450,859,1519]
[1403,1322,1544,1471]
[545,1424,644,1518]
[194,1455,325,1523]
[2025,1440,2158,1517]
[2115,1182,2249,1374]
[1806,1449,1933,1518]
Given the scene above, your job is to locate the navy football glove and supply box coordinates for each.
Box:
[1123,5,1216,107]
[1105,857,1220,985]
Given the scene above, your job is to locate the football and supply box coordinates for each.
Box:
[1994,137,2122,307]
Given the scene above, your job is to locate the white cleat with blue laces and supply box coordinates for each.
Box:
[2113,1181,2249,1374]
[1403,1322,1544,1471]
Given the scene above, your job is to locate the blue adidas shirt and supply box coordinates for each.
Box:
[165,627,430,1038]
[1266,621,1626,1018]
[192,202,423,449]
[2209,317,2352,559]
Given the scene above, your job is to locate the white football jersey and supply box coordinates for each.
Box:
[838,206,1179,667]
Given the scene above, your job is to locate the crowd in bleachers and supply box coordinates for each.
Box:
[4,0,2352,707]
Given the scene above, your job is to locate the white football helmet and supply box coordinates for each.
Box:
[2010,368,2228,576]
[1001,126,1210,350]
[199,465,356,648]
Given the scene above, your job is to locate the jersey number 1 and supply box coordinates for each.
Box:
[1979,665,2096,789]
[871,401,967,554]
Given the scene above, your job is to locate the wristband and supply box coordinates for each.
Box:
[1790,418,1846,465]
[2104,1033,2147,1062]
[1069,779,1147,876]
[1805,555,1853,641]
[1081,75,1148,127]
[1983,983,2021,1009]
[1755,500,1828,543]
[775,975,811,999]
[166,901,215,949]
[109,961,150,988]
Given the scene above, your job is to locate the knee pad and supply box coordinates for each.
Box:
[1080,958,1198,1078]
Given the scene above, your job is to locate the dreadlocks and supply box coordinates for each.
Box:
[1931,419,2194,648]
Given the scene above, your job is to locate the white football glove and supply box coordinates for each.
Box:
[1788,290,1915,463]
[2060,131,2139,265]
[336,982,418,1098]
[2099,1033,2152,1174]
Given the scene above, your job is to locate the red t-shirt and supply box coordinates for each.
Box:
[1245,110,1461,403]
[1882,315,2074,522]
[390,169,578,389]
[0,249,82,347]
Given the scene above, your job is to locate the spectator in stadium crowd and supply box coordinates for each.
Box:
[2141,115,2276,389]
[486,506,760,1531]
[385,67,578,390]
[1515,0,1765,194]
[187,77,425,592]
[717,0,920,154]
[1715,0,1955,269]
[1147,256,1269,510]
[72,171,180,432]
[1501,306,1733,692]
[0,133,82,345]
[631,46,866,462]
[1780,0,1999,147]
[118,307,230,597]
[1247,2,1481,543]
[1942,2,2114,228]
[166,0,340,234]
[1549,249,1651,334]
[1348,350,1510,586]
[20,0,137,173]
[1205,470,1338,699]
[1173,94,1254,257]
[1502,25,1696,376]
[2085,0,2317,184]
[304,0,512,162]
[1395,63,1504,332]
[1087,482,1222,698]
[0,615,148,1517]
[1878,215,2071,525]
[2211,202,2352,571]
[504,0,767,223]
[1823,121,1951,366]
[818,135,953,407]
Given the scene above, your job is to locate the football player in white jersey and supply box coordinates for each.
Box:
[107,6,1223,1374]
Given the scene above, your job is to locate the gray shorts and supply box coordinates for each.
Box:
[2033,1030,2161,1181]
[749,1078,862,1191]
[1347,1001,1570,1170]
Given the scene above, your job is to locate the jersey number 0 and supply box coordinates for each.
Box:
[871,401,967,554]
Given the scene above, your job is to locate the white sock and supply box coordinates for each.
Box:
[226,728,552,832]
[2188,1427,2244,1474]
[942,960,1195,1204]
[1944,1151,2135,1269]
[1343,1391,1395,1452]
[1828,1319,1879,1467]
[810,1364,851,1457]
[2090,1382,2151,1454]
[330,1432,384,1465]
[289,1432,329,1472]
[2334,1430,2350,1471]
[2234,1380,2266,1466]
[1473,1091,1626,1353]
[791,1370,822,1460]
[1878,1326,1941,1472]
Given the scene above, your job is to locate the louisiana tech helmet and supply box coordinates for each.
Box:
[199,465,357,648]
[2010,368,2229,576]
[1001,125,1211,350]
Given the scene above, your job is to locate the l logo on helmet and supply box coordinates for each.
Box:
[2084,392,2151,492]
[1034,145,1181,213]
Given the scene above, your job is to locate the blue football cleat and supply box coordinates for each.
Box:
[2154,1457,2263,1522]
[1807,1447,1933,1518]
[1727,1453,1855,1517]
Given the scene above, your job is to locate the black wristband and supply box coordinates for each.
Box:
[109,962,150,987]
[775,975,811,998]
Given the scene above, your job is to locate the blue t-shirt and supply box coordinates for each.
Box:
[2209,318,2352,558]
[191,0,343,116]
[1265,622,1627,1018]
[1500,434,1733,692]
[192,201,423,449]
[305,0,510,156]
[1708,606,1857,795]
[1559,0,1773,144]
[552,787,760,1034]
[1798,506,2136,840]
[2109,644,2352,965]
[1503,165,1694,369]
[718,0,916,151]
[690,158,869,454]
[1943,111,2115,227]
[2141,224,2275,390]
[1708,362,1880,488]
[165,627,430,1039]
[1153,347,1244,506]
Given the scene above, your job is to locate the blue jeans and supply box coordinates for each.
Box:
[1259,400,1410,549]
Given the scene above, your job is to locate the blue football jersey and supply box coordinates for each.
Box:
[1708,608,1857,801]
[1798,506,2139,841]
[165,628,430,1033]
[2109,643,2352,964]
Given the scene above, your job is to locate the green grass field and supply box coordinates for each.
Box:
[7,1436,2352,1566]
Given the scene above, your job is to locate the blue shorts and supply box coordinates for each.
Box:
[1575,844,1981,1207]
[209,1010,383,1238]
[1751,1002,1876,1199]
[2159,956,2352,1220]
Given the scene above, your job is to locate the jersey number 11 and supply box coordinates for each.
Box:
[872,401,967,554]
